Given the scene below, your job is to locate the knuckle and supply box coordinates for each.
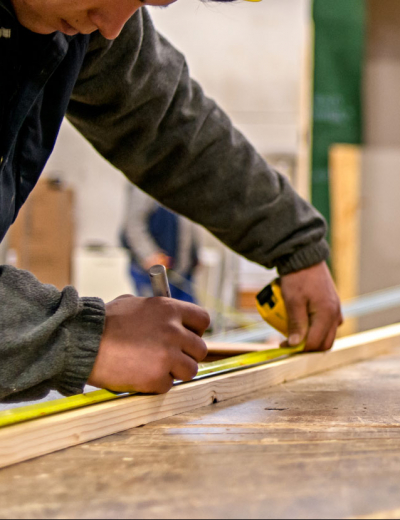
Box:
[200,309,211,330]
[198,339,208,362]
[149,295,178,315]
[154,347,172,369]
[180,361,199,382]
[163,320,181,337]
[145,366,172,393]
[305,338,321,352]
[288,319,305,331]
[157,378,174,394]
[327,297,342,315]
[185,338,208,363]
[145,377,173,395]
[189,364,199,380]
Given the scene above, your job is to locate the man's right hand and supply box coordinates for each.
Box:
[88,295,210,394]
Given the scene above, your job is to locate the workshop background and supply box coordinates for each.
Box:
[1,0,399,337]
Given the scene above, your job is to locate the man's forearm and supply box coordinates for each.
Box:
[0,266,105,401]
[68,8,329,276]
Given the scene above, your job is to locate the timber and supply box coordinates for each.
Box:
[330,144,362,336]
[2,346,400,518]
[0,323,400,470]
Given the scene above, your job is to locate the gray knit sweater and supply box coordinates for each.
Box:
[0,9,329,401]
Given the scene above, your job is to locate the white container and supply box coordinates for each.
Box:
[73,246,134,303]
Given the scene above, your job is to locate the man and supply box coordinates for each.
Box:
[0,0,342,401]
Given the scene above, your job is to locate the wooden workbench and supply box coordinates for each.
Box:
[1,348,400,519]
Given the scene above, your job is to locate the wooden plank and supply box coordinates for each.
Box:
[2,347,400,518]
[330,144,362,336]
[0,323,399,470]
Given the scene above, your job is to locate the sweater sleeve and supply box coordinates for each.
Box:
[0,266,105,401]
[67,9,329,276]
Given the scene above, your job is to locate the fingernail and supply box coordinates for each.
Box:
[288,334,301,347]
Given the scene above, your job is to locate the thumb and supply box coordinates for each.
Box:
[285,297,309,347]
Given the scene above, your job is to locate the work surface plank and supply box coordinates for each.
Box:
[1,349,400,519]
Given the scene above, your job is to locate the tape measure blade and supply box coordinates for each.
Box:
[0,347,305,429]
[0,389,125,429]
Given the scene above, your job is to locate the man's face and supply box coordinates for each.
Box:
[10,0,177,40]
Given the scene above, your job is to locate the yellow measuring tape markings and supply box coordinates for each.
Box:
[0,345,304,429]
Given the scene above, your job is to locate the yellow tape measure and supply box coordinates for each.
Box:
[256,279,289,336]
[0,345,305,429]
[256,278,307,351]
[0,279,305,430]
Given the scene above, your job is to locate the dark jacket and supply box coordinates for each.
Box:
[0,0,104,400]
[0,0,89,240]
[0,2,329,401]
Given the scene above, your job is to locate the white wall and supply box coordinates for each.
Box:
[151,0,311,155]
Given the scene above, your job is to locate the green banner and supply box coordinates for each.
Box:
[312,0,366,241]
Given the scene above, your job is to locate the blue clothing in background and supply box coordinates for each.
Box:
[129,264,196,303]
[122,204,198,303]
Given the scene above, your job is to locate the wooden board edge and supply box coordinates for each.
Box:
[0,323,399,469]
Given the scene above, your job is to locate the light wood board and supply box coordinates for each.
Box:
[330,144,362,336]
[1,323,399,470]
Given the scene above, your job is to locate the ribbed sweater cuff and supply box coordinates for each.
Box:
[55,297,106,396]
[275,239,330,276]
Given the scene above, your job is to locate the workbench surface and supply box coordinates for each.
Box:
[1,348,400,519]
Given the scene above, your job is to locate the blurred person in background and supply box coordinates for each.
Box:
[121,187,198,303]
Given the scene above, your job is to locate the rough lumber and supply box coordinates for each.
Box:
[0,323,399,470]
[3,348,400,518]
[330,144,362,336]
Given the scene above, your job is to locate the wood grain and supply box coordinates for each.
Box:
[0,323,399,470]
[3,347,400,518]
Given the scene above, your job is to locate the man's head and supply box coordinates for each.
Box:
[10,0,237,41]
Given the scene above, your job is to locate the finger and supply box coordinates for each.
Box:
[285,295,309,347]
[152,375,174,394]
[181,331,208,362]
[178,301,211,336]
[280,339,307,350]
[338,310,344,327]
[320,325,338,352]
[171,354,199,382]
[304,311,332,352]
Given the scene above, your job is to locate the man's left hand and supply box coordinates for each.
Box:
[280,262,343,352]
